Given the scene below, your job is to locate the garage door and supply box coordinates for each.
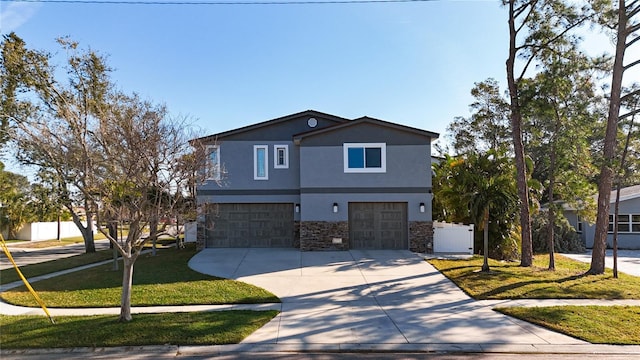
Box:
[349,202,408,249]
[206,203,294,248]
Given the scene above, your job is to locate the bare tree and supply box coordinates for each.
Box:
[92,94,207,321]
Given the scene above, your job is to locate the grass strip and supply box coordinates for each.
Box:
[2,245,280,307]
[0,310,278,349]
[428,254,640,299]
[4,233,108,249]
[1,250,115,285]
[496,305,640,345]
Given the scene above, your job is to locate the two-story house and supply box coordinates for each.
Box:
[194,110,439,252]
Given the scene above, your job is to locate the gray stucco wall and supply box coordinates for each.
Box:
[299,145,431,189]
[219,114,345,141]
[300,193,432,222]
[199,140,300,192]
[570,197,640,249]
[298,122,432,146]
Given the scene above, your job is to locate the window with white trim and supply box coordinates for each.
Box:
[608,214,640,233]
[343,143,386,173]
[576,215,583,233]
[206,145,221,180]
[254,145,269,180]
[274,145,289,169]
[633,215,640,232]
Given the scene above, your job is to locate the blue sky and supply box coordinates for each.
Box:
[0,0,634,151]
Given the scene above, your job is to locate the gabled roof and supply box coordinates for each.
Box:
[614,184,640,202]
[193,110,350,142]
[557,184,640,211]
[293,116,439,143]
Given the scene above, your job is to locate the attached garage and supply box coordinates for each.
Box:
[206,203,294,248]
[349,202,408,249]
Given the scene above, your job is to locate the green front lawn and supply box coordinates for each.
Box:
[497,306,640,344]
[1,244,279,307]
[0,310,278,349]
[429,254,640,345]
[428,254,640,299]
[1,249,115,285]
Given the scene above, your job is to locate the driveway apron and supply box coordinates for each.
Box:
[188,248,585,346]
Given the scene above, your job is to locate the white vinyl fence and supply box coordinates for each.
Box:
[433,221,475,254]
[12,221,96,241]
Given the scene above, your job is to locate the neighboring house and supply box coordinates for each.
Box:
[564,184,640,250]
[194,110,439,252]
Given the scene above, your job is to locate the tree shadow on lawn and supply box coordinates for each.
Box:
[433,260,633,300]
[1,246,280,307]
[473,272,630,299]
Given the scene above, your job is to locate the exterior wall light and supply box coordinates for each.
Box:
[295,204,300,213]
[333,203,339,213]
[419,203,425,213]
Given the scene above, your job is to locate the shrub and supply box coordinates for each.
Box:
[532,211,585,254]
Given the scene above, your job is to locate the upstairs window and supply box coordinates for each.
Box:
[206,145,221,180]
[254,145,269,180]
[274,145,289,169]
[344,143,386,173]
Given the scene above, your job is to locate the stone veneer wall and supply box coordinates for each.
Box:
[196,217,206,250]
[293,221,301,249]
[196,203,216,251]
[409,221,434,253]
[300,221,349,251]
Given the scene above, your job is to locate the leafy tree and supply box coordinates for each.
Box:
[1,33,112,253]
[446,79,512,155]
[0,164,36,238]
[2,34,207,321]
[0,33,50,150]
[504,0,602,267]
[519,44,604,270]
[589,0,640,275]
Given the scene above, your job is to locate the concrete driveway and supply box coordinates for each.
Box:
[188,249,585,347]
[562,250,640,277]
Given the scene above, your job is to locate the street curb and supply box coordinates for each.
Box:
[2,343,640,356]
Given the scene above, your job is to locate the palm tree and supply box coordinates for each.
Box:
[433,151,519,269]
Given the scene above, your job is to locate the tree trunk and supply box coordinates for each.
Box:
[589,0,627,275]
[84,210,96,253]
[150,211,158,257]
[108,221,119,271]
[119,256,134,322]
[482,208,490,272]
[69,209,95,253]
[507,0,533,267]
[611,109,635,278]
[547,204,556,271]
[613,185,621,278]
[547,128,557,271]
[56,211,61,241]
